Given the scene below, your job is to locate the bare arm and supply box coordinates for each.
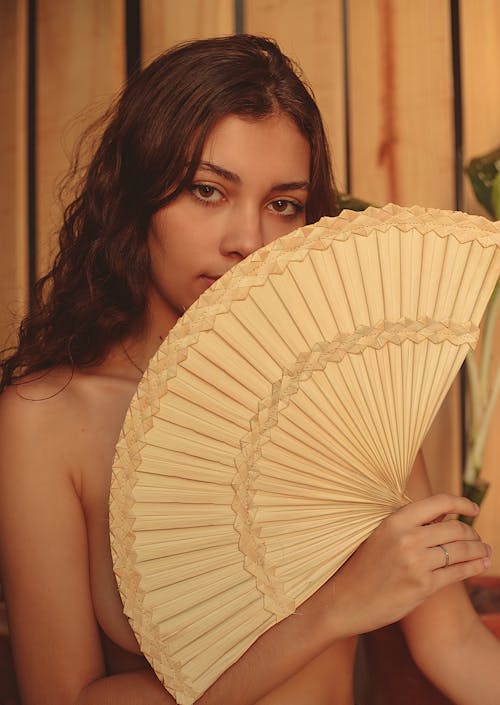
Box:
[401,457,500,705]
[76,582,337,705]
[403,585,500,705]
[0,385,490,705]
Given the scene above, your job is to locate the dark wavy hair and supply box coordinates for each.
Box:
[1,34,339,390]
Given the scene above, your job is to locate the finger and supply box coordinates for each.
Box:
[428,513,446,524]
[395,493,479,527]
[423,518,480,547]
[433,544,451,569]
[432,541,490,571]
[433,553,491,590]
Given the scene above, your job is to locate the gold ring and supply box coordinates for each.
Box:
[437,544,450,568]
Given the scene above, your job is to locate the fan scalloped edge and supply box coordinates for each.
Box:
[159,204,500,379]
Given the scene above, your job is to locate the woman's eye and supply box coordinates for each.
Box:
[268,199,304,216]
[190,184,223,204]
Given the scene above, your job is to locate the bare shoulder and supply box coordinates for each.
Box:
[0,366,139,590]
[0,371,81,489]
[0,367,137,489]
[0,366,142,702]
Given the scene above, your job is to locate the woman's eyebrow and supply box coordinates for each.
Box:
[198,161,240,183]
[270,180,310,192]
[198,161,310,192]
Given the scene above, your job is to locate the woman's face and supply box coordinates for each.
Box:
[147,113,311,333]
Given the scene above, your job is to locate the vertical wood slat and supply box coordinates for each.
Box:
[141,0,234,67]
[460,0,500,572]
[460,0,500,216]
[348,0,455,210]
[245,0,347,192]
[347,0,461,494]
[0,0,28,349]
[36,0,126,276]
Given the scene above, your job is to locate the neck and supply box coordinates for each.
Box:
[120,305,178,380]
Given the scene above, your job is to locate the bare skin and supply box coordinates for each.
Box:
[1,114,499,705]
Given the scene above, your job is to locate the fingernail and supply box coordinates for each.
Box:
[483,557,492,569]
[486,544,492,557]
[473,503,480,513]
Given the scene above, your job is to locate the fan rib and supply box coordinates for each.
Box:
[295,372,382,469]
[276,413,375,476]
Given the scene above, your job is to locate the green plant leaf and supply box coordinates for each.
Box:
[465,145,500,219]
[338,193,374,212]
[491,172,500,221]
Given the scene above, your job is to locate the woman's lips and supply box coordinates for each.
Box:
[200,274,220,288]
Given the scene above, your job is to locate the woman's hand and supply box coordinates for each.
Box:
[330,493,491,638]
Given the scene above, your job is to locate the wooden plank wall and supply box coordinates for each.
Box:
[0,0,499,567]
[141,0,234,65]
[0,0,28,349]
[36,0,126,274]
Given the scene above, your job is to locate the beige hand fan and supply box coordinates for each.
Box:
[110,204,500,705]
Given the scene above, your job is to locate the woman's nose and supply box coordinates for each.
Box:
[220,207,264,260]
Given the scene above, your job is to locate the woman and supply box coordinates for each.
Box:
[0,34,498,705]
